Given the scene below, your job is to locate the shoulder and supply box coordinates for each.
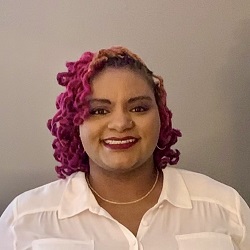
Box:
[167,167,239,214]
[16,178,67,216]
[5,173,80,222]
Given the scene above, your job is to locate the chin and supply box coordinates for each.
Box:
[103,161,138,173]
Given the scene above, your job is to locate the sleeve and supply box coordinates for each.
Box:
[0,198,17,250]
[236,192,250,250]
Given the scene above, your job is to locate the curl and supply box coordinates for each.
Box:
[48,46,182,178]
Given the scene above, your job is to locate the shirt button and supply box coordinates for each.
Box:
[142,220,149,227]
[159,204,164,209]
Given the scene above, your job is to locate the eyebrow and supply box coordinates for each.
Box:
[89,98,111,105]
[89,96,153,105]
[127,96,153,103]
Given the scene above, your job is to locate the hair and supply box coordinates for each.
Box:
[47,46,182,178]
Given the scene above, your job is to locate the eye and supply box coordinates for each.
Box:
[131,106,149,112]
[89,108,109,115]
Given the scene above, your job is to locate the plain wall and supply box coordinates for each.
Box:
[0,0,249,215]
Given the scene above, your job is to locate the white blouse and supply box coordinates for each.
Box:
[0,167,249,250]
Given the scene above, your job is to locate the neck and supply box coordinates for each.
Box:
[86,170,159,205]
[87,160,158,203]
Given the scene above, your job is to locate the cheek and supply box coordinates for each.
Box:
[153,122,161,142]
[79,125,90,147]
[143,112,161,141]
[152,111,161,131]
[79,122,101,150]
[153,114,161,142]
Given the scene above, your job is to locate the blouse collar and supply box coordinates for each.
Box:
[58,167,192,219]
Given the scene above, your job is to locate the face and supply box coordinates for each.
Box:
[79,67,161,174]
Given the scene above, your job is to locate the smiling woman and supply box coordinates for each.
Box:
[47,47,181,179]
[80,68,161,176]
[0,46,249,250]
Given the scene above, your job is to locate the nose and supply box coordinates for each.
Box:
[108,110,134,132]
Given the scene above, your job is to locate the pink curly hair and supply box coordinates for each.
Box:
[47,46,182,178]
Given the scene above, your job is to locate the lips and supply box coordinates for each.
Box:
[102,137,139,150]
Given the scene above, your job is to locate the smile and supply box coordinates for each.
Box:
[103,138,137,145]
[102,137,139,150]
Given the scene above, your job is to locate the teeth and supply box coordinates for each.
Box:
[104,139,136,145]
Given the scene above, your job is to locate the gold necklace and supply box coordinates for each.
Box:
[86,171,159,205]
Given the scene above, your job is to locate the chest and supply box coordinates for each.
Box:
[102,203,151,236]
[16,204,236,250]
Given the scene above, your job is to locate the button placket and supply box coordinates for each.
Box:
[129,238,139,250]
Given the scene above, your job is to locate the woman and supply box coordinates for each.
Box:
[0,46,249,249]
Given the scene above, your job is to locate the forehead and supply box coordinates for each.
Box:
[90,68,155,99]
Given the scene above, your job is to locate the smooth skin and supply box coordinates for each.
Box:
[79,68,163,235]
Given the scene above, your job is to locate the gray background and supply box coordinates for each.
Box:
[0,0,249,215]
